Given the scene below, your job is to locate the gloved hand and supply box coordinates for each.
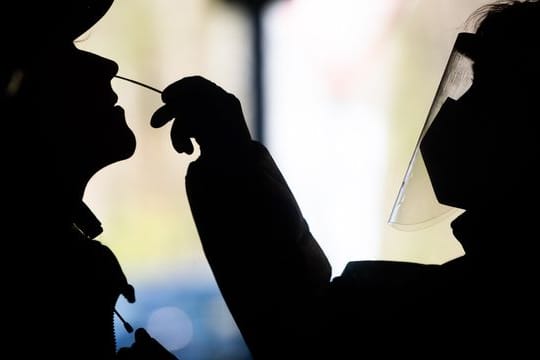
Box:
[151,75,252,157]
[117,328,179,360]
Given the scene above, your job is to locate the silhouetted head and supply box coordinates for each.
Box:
[2,1,114,65]
[2,0,136,214]
[420,0,539,212]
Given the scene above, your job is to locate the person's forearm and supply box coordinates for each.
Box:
[185,141,331,358]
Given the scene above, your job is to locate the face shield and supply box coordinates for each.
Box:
[388,32,476,231]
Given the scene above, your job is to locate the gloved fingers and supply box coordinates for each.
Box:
[152,89,206,152]
[150,104,176,128]
[151,103,196,155]
[170,113,197,155]
[161,75,225,104]
[160,76,232,123]
[152,75,249,156]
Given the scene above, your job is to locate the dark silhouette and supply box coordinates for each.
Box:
[3,1,177,359]
[152,0,539,358]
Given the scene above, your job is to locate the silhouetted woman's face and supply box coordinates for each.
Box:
[32,42,136,178]
[420,82,495,210]
[418,2,540,212]
[420,48,537,211]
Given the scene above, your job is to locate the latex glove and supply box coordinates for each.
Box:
[151,75,251,157]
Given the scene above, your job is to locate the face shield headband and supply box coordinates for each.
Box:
[388,32,476,231]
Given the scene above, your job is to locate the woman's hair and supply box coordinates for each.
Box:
[464,0,539,67]
[466,0,539,45]
[466,0,538,31]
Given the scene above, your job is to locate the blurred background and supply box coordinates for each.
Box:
[76,0,492,358]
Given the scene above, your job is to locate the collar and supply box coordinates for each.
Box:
[72,201,103,239]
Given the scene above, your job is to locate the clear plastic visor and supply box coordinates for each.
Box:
[388,32,475,231]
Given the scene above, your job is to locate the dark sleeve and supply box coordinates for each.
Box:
[185,141,332,358]
[322,260,446,357]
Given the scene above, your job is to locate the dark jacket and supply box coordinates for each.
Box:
[186,141,537,359]
[10,208,133,359]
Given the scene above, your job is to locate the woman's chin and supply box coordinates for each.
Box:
[114,130,137,162]
[112,106,137,160]
[96,129,137,169]
[120,130,137,160]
